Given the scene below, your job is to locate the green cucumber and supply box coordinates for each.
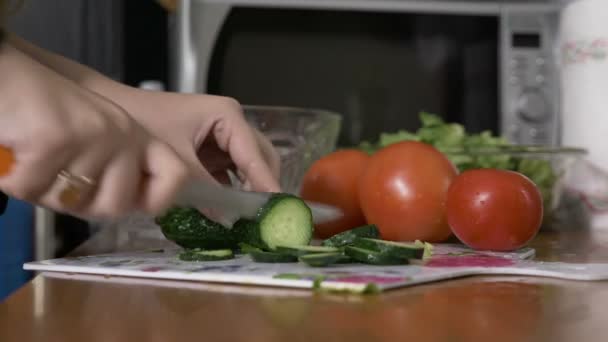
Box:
[249,250,298,263]
[299,252,350,267]
[344,246,407,266]
[156,207,238,250]
[353,238,425,260]
[235,193,313,250]
[275,245,340,256]
[237,242,262,254]
[414,240,434,259]
[321,224,381,247]
[178,248,234,262]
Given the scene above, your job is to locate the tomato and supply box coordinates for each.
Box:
[446,169,543,251]
[300,149,369,239]
[358,141,457,242]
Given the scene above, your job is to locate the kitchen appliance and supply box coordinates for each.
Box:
[170,0,563,147]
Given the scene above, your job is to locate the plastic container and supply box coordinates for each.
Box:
[558,0,608,228]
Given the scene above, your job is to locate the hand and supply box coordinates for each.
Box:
[122,91,281,193]
[4,35,280,192]
[0,45,189,218]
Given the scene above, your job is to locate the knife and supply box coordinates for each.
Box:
[0,146,342,226]
[172,179,342,228]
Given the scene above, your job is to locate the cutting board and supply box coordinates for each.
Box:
[23,244,608,293]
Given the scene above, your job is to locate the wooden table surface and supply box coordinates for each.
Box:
[2,228,608,342]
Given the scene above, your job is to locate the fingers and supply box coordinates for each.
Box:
[228,123,281,193]
[84,148,141,217]
[137,140,189,214]
[252,128,281,181]
[37,143,114,213]
[0,146,72,202]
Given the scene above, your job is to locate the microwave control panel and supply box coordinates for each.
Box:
[501,10,560,146]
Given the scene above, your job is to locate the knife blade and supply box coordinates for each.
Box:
[172,179,342,228]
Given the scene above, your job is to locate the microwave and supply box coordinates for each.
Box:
[170,0,562,147]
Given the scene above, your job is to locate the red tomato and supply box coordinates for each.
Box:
[300,149,369,239]
[358,141,457,242]
[446,169,543,251]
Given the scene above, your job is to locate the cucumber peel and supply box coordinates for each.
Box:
[345,246,407,266]
[353,238,425,260]
[321,224,380,247]
[298,252,350,267]
[249,250,298,263]
[178,248,234,262]
[275,245,340,257]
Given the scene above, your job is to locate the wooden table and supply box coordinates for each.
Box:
[2,228,608,342]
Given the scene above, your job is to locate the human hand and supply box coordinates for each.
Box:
[123,91,281,193]
[0,45,190,218]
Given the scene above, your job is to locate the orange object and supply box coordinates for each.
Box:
[0,146,15,176]
[300,149,369,239]
[358,141,458,242]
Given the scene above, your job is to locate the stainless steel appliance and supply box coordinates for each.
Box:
[171,0,563,147]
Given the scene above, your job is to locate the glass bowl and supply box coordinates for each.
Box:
[441,145,588,228]
[243,105,342,194]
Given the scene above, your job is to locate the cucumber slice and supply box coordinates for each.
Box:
[299,252,350,267]
[156,207,239,250]
[235,194,313,251]
[249,250,298,263]
[344,246,407,266]
[238,242,262,254]
[178,248,234,262]
[275,245,340,257]
[321,224,380,247]
[353,238,425,260]
[415,240,434,259]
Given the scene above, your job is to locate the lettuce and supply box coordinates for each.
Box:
[359,112,557,208]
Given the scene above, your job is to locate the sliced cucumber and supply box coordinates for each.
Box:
[344,246,406,266]
[353,238,425,260]
[249,250,298,263]
[275,245,340,257]
[156,207,239,250]
[238,242,262,254]
[235,194,313,250]
[321,224,380,247]
[415,240,434,259]
[178,248,234,262]
[299,252,350,267]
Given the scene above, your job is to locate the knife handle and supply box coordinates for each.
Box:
[0,146,15,177]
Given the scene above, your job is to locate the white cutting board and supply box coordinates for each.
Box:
[23,244,608,293]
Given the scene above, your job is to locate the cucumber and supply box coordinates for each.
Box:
[415,240,434,259]
[178,248,234,262]
[156,207,238,250]
[275,245,340,257]
[344,246,407,266]
[235,193,313,250]
[299,252,350,267]
[237,242,262,254]
[249,250,298,263]
[321,224,380,247]
[353,238,425,260]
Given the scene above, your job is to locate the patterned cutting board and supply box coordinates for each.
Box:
[23,244,608,293]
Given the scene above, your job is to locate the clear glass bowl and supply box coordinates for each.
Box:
[243,105,342,194]
[442,145,588,228]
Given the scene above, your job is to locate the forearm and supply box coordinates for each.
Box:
[6,34,175,125]
[8,34,136,97]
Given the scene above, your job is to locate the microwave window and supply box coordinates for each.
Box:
[512,33,541,48]
[208,8,499,147]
